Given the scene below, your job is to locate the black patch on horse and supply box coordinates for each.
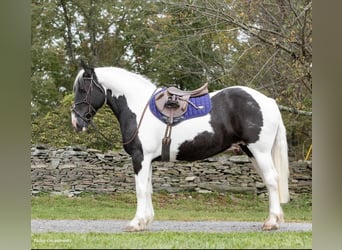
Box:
[176,88,263,161]
[106,90,144,174]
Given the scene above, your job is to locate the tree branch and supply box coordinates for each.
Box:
[278,105,312,116]
[172,1,297,58]
[59,0,75,64]
[248,49,279,86]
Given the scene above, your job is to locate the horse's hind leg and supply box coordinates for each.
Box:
[125,157,154,232]
[248,149,284,230]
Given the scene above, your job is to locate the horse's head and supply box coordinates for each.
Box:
[71,61,106,132]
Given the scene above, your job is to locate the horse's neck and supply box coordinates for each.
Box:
[96,67,156,116]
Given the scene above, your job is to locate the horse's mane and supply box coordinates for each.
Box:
[74,67,156,90]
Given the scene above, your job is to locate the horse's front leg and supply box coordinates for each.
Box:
[125,157,154,232]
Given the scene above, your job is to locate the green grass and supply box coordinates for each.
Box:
[31,192,312,222]
[32,231,312,249]
[31,192,312,249]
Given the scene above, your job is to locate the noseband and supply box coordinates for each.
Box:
[71,76,107,124]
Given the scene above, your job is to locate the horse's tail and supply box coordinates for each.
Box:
[272,115,290,203]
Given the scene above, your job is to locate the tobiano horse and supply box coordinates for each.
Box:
[71,62,290,231]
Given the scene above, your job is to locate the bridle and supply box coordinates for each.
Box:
[71,75,107,124]
[71,74,116,145]
[71,73,158,146]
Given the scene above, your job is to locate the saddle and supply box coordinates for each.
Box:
[154,83,209,161]
[155,82,209,118]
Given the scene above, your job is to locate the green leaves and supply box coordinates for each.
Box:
[31,0,311,156]
[31,94,122,151]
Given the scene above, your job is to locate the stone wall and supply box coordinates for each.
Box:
[31,145,312,197]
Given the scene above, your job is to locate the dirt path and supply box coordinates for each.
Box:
[31,219,312,233]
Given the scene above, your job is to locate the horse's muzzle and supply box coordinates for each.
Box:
[71,112,88,132]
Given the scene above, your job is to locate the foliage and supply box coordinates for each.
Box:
[282,112,312,159]
[31,94,122,151]
[32,231,312,249]
[31,0,312,157]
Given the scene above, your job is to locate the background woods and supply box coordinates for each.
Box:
[31,0,312,160]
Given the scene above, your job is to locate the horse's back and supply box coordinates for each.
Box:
[212,86,276,105]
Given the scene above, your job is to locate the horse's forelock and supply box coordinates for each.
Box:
[73,69,86,92]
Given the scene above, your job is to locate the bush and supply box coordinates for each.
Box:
[31,94,122,151]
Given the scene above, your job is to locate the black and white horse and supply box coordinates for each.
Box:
[71,62,289,231]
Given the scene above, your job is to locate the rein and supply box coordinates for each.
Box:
[89,120,116,147]
[93,87,158,146]
[71,76,115,146]
[72,77,158,147]
[122,87,158,145]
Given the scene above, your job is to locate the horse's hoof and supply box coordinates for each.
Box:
[262,222,279,231]
[124,225,146,232]
[124,218,151,232]
[124,225,136,232]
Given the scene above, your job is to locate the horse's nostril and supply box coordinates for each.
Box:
[75,123,82,132]
[75,123,87,133]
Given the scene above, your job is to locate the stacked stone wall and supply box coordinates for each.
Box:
[31,145,312,197]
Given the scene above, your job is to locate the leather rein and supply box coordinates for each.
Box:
[71,75,157,146]
[122,87,158,145]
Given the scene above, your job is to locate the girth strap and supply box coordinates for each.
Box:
[161,125,172,161]
[156,83,210,161]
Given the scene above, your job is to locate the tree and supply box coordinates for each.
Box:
[31,0,312,158]
[162,0,312,109]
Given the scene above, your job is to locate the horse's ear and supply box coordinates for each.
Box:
[80,59,92,74]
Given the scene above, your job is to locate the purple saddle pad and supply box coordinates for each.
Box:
[149,88,212,125]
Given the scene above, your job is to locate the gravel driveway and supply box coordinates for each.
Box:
[31,219,312,233]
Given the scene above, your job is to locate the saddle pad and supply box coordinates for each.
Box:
[149,88,212,125]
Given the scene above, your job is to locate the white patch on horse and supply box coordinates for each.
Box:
[170,114,214,160]
[95,67,156,118]
[71,112,78,129]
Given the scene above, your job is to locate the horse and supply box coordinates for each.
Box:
[71,62,290,231]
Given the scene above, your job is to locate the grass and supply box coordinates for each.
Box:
[31,192,312,249]
[31,192,312,222]
[31,231,312,249]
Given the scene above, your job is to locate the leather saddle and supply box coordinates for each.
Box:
[153,82,209,162]
[155,82,209,118]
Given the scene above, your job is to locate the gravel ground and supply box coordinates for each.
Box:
[31,219,312,233]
